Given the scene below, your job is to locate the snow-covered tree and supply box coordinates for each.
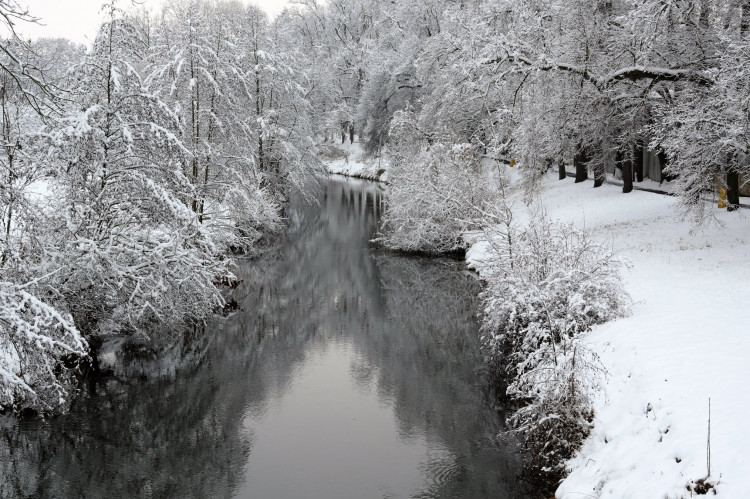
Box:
[148,0,320,245]
[654,0,750,217]
[147,0,278,249]
[256,8,322,196]
[1,1,89,413]
[377,110,504,253]
[42,3,227,341]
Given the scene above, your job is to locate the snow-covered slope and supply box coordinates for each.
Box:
[467,174,750,498]
[322,140,389,182]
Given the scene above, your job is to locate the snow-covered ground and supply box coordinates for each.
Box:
[322,140,389,182]
[467,173,750,498]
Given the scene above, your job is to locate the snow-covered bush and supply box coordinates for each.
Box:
[0,282,88,413]
[479,214,629,476]
[378,111,503,253]
[507,341,603,478]
[203,176,282,256]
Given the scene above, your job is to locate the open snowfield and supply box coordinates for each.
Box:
[468,174,750,498]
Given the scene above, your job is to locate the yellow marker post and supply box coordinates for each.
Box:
[509,158,515,167]
[718,187,727,209]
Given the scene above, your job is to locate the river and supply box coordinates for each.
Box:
[0,176,540,498]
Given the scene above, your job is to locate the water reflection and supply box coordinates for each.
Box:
[0,176,538,498]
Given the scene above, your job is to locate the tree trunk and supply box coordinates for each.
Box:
[558,157,566,180]
[727,171,740,211]
[634,140,644,182]
[349,124,354,144]
[593,164,606,188]
[574,147,588,183]
[727,152,741,211]
[620,150,634,193]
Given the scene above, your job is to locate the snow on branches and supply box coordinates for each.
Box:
[0,281,88,413]
[377,110,504,253]
[478,214,629,476]
[0,0,317,413]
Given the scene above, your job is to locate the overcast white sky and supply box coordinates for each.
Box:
[16,0,291,46]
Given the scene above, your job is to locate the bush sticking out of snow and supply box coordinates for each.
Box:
[478,214,629,479]
[687,478,718,496]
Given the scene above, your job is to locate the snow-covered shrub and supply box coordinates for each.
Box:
[0,282,88,413]
[508,340,602,477]
[378,111,503,253]
[204,177,282,256]
[479,214,629,476]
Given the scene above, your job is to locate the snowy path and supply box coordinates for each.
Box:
[468,176,750,498]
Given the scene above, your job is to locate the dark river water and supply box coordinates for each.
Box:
[0,176,539,498]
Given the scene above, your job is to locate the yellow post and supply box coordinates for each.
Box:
[718,187,727,209]
[510,158,515,167]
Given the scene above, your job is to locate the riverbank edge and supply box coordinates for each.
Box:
[466,174,750,498]
[321,141,390,183]
[326,146,750,498]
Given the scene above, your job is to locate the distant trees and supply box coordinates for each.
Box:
[276,0,356,144]
[282,0,750,220]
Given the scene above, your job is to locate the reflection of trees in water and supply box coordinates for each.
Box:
[0,177,538,498]
[349,255,534,498]
[0,258,324,498]
[0,342,252,498]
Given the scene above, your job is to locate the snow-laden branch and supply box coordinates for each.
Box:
[485,51,714,91]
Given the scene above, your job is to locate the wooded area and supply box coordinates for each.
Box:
[2,0,748,427]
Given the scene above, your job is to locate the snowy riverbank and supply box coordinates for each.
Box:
[320,144,750,496]
[467,174,750,498]
[322,141,389,182]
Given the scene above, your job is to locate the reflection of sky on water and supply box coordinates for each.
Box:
[240,340,446,499]
[0,176,539,498]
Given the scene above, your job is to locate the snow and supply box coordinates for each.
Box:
[466,172,750,498]
[323,140,389,182]
[25,179,53,204]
